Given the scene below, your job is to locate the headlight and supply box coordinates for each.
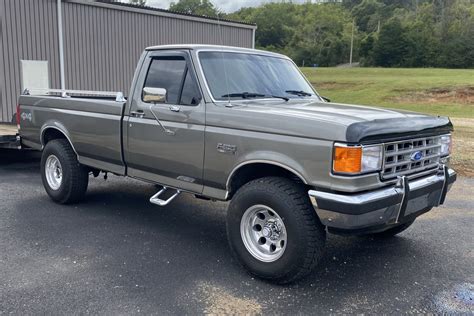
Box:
[362,145,383,172]
[440,134,452,156]
[333,143,382,175]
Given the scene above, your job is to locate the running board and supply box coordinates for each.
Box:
[149,187,181,206]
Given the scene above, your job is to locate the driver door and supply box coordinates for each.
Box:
[125,50,205,193]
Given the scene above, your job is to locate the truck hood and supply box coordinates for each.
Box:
[215,100,453,142]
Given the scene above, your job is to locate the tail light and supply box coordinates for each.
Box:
[16,104,21,129]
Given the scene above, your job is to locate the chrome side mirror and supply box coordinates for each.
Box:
[143,87,167,103]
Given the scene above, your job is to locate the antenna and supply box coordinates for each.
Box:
[214,2,232,107]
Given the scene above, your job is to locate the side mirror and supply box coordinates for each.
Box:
[143,87,167,103]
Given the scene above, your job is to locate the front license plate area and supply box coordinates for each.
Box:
[404,189,442,217]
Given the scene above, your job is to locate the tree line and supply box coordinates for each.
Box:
[134,0,474,68]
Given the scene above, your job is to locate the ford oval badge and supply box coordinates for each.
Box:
[410,151,423,161]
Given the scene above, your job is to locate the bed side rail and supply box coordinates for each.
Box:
[22,88,126,102]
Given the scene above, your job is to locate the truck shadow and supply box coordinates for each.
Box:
[0,149,41,161]
[0,149,41,170]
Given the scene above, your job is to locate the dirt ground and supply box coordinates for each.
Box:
[450,118,474,176]
[391,86,474,105]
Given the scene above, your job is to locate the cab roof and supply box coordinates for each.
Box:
[145,44,288,59]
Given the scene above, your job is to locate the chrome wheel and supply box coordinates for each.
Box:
[45,155,63,190]
[240,204,287,262]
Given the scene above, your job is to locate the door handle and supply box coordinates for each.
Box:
[130,110,145,118]
[169,105,181,112]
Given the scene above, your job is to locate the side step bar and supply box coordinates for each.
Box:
[149,187,181,206]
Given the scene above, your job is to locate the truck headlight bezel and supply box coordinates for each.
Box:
[332,143,383,175]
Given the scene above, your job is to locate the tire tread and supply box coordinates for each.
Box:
[41,139,88,204]
[228,176,326,284]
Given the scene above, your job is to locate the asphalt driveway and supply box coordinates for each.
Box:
[1,150,473,314]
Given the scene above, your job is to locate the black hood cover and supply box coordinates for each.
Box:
[347,116,453,143]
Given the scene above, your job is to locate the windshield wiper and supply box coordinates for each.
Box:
[285,90,313,97]
[221,92,289,101]
[221,92,265,98]
[266,95,289,101]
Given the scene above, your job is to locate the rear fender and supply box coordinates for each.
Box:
[40,121,77,155]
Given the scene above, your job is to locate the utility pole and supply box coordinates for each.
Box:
[57,0,65,90]
[349,19,354,65]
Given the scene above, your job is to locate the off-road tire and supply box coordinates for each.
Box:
[370,220,415,238]
[226,177,326,284]
[41,139,89,204]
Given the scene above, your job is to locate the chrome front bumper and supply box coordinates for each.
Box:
[308,165,456,232]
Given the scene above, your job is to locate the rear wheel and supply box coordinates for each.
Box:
[226,177,326,284]
[41,139,89,204]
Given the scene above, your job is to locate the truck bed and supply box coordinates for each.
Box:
[18,94,126,174]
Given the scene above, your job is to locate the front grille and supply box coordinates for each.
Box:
[381,135,442,180]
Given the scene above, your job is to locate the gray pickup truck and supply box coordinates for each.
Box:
[18,45,456,283]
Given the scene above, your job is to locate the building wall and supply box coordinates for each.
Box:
[0,0,61,122]
[0,0,255,122]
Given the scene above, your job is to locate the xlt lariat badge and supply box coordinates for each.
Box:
[217,143,236,154]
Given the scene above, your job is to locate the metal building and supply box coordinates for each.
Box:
[0,0,256,122]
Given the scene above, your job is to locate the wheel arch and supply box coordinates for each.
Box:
[226,160,308,200]
[40,124,78,155]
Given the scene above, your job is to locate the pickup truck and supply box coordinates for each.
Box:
[18,44,456,284]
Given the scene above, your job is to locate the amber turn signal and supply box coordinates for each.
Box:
[333,146,362,174]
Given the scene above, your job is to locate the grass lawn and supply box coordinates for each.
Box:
[301,67,474,175]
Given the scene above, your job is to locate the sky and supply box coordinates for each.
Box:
[142,0,313,13]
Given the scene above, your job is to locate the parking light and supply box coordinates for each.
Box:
[333,144,382,175]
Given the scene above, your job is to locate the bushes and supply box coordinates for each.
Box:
[358,1,474,68]
[225,0,474,68]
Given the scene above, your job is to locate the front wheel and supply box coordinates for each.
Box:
[226,177,326,284]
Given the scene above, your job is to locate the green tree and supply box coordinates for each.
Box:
[169,0,220,17]
[229,3,298,48]
[352,0,385,33]
[372,18,408,67]
[343,0,363,10]
[288,3,356,66]
[436,0,474,68]
[358,33,375,65]
[129,0,146,5]
[223,0,473,69]
[400,3,439,67]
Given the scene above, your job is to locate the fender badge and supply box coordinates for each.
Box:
[21,112,32,121]
[217,143,236,154]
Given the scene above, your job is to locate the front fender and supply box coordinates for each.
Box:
[226,152,309,190]
[203,126,333,194]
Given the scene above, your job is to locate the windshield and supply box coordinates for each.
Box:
[198,51,318,101]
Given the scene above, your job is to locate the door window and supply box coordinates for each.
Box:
[142,56,201,106]
[143,57,186,104]
[180,69,201,106]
